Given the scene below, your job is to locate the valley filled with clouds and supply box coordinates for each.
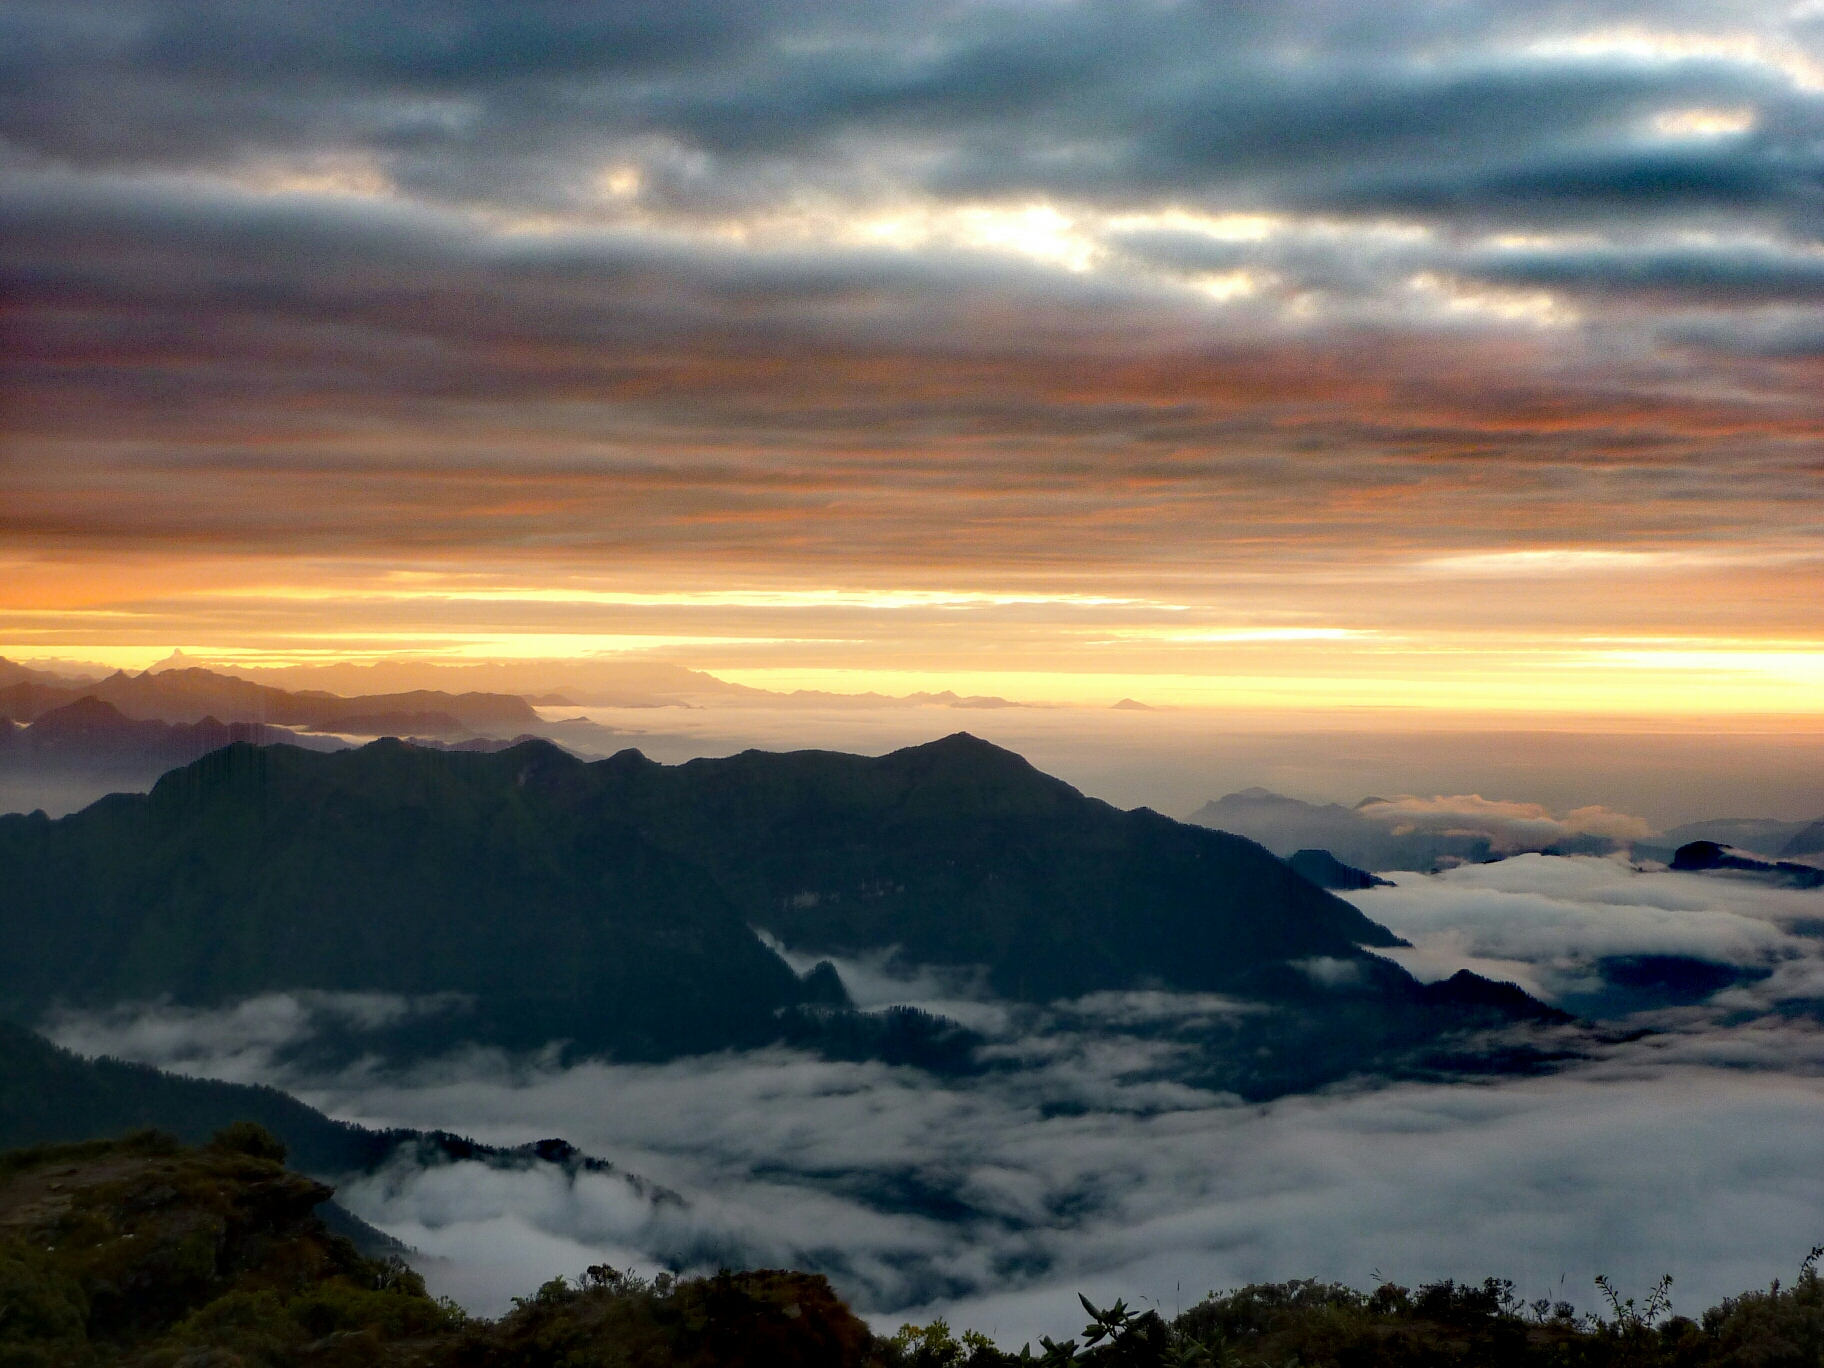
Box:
[48,852,1824,1344]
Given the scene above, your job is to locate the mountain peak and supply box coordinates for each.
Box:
[143,648,197,675]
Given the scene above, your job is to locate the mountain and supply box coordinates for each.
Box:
[1189,788,1619,871]
[0,697,353,818]
[1655,817,1819,859]
[0,739,811,1058]
[1670,841,1824,888]
[207,655,759,707]
[0,665,539,731]
[0,733,1571,1085]
[1287,848,1392,890]
[2,696,343,770]
[0,679,93,722]
[574,733,1403,1002]
[1780,818,1824,859]
[0,1127,869,1368]
[0,1019,665,1208]
[0,1018,397,1176]
[1189,787,1501,869]
[0,655,104,689]
[301,710,473,737]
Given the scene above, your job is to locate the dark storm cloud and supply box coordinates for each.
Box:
[1468,243,1824,303]
[4,1,1821,223]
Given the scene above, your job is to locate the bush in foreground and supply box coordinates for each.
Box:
[0,1125,1818,1367]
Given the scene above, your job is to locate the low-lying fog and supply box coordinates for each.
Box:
[48,855,1824,1348]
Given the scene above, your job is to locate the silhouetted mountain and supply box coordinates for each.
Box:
[2,697,339,767]
[0,679,90,721]
[3,1018,621,1175]
[578,733,1402,1003]
[0,665,538,731]
[0,1018,396,1175]
[0,739,807,1058]
[0,655,103,689]
[214,656,757,706]
[1780,818,1824,859]
[1653,817,1818,859]
[1190,787,1621,871]
[1190,789,1489,869]
[0,698,351,816]
[301,710,472,737]
[0,1018,669,1266]
[1671,840,1824,888]
[1287,849,1392,890]
[0,734,1572,1084]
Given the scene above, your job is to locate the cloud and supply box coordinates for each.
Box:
[1347,854,1824,1012]
[292,1029,1824,1341]
[42,990,473,1084]
[47,854,1824,1341]
[1194,790,1659,869]
[1355,795,1657,851]
[7,1,1819,224]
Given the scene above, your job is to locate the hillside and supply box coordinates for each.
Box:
[577,734,1402,1002]
[0,740,807,1057]
[0,1128,1815,1367]
[0,1127,881,1367]
[0,1018,679,1238]
[0,1018,397,1175]
[0,734,1568,1081]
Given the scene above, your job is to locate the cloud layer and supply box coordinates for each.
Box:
[1352,854,1824,1012]
[3,2,1824,692]
[47,857,1824,1344]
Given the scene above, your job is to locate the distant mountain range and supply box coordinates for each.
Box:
[2,695,345,768]
[0,733,1571,1094]
[1193,787,1824,872]
[1188,788,1604,869]
[0,657,583,818]
[0,663,539,730]
[0,657,105,690]
[0,694,547,818]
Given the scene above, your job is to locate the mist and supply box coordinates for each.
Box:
[45,854,1824,1347]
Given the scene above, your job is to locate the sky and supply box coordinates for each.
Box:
[5,1,1824,713]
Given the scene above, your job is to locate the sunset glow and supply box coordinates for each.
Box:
[4,0,1822,721]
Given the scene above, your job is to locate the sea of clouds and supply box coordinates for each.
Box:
[46,856,1824,1348]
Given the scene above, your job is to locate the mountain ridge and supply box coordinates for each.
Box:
[0,664,538,730]
[0,733,1568,1087]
